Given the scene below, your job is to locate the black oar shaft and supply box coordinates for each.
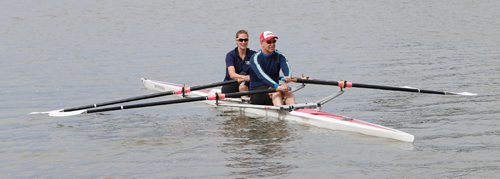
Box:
[295,78,339,86]
[190,79,237,91]
[351,83,446,95]
[62,80,238,112]
[85,88,277,114]
[86,96,207,114]
[62,91,175,112]
[295,78,448,95]
[225,88,276,98]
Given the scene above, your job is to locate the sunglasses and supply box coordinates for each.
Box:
[237,38,249,42]
[266,40,277,44]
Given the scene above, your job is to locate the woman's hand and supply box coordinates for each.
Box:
[243,75,250,82]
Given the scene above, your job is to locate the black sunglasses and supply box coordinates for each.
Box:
[237,38,249,42]
[266,40,277,44]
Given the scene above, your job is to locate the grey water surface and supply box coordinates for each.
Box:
[1,0,499,178]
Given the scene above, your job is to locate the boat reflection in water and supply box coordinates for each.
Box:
[219,112,297,178]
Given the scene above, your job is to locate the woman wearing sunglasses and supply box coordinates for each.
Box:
[249,31,295,106]
[221,30,256,93]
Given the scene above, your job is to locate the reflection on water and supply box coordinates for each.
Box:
[219,114,297,178]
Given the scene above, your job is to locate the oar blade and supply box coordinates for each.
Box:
[29,109,63,115]
[48,110,87,117]
[448,92,478,96]
[38,79,237,115]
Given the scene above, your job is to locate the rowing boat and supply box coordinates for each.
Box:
[142,78,415,142]
[32,76,474,142]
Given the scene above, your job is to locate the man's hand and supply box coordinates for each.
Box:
[277,83,291,92]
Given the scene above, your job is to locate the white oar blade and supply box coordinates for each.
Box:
[29,109,63,115]
[49,110,87,117]
[451,92,478,96]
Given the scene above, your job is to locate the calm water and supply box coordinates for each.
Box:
[1,0,499,178]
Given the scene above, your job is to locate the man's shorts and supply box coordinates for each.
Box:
[249,86,273,105]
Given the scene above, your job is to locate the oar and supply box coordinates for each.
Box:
[49,88,280,117]
[30,80,238,115]
[294,78,477,96]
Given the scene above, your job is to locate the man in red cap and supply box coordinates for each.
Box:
[249,31,295,106]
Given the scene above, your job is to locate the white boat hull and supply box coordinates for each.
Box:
[142,78,415,142]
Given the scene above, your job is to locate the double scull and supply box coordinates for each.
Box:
[142,78,416,142]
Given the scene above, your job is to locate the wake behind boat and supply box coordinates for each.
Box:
[142,78,415,143]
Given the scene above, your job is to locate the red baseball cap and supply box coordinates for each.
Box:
[260,31,279,42]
